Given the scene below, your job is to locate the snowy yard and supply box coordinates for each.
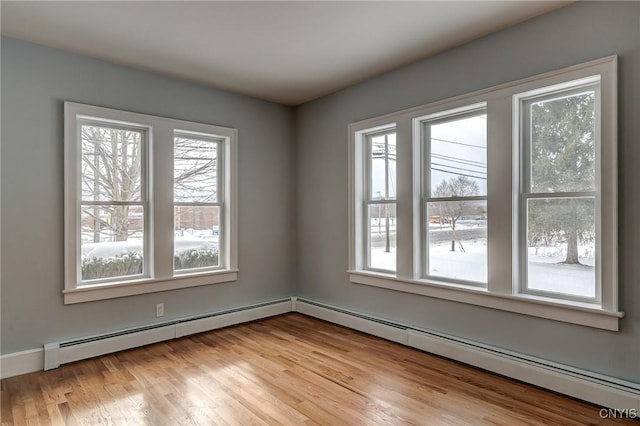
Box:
[370,220,595,298]
[81,228,220,279]
[82,235,218,259]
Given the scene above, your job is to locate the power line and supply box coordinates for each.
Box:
[432,162,487,176]
[432,137,486,149]
[432,153,486,168]
[432,167,487,180]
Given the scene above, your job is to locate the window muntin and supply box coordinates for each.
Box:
[519,81,599,301]
[78,121,148,283]
[365,131,396,272]
[422,107,487,285]
[174,132,224,273]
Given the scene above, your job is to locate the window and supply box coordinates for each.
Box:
[78,121,149,282]
[349,56,620,330]
[366,129,397,272]
[516,80,599,301]
[174,132,223,272]
[420,105,487,284]
[65,103,237,303]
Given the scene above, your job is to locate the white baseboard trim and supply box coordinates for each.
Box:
[0,348,44,379]
[2,298,292,378]
[292,296,408,345]
[3,295,639,412]
[175,300,292,338]
[43,325,176,371]
[293,297,640,411]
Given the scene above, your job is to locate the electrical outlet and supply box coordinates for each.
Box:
[156,303,164,317]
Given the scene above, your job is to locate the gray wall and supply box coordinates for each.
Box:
[1,37,296,353]
[295,1,640,383]
[2,1,639,385]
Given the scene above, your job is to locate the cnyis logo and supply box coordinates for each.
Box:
[599,408,638,419]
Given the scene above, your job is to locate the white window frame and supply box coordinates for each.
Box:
[364,128,397,273]
[64,102,238,304]
[348,56,621,330]
[419,103,488,286]
[173,130,226,275]
[350,122,396,276]
[75,118,151,284]
[515,78,601,303]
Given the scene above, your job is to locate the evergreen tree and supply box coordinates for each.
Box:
[528,91,596,264]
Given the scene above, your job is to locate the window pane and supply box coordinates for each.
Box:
[81,125,143,202]
[530,91,596,193]
[80,205,144,281]
[174,206,220,270]
[368,204,396,271]
[429,113,486,197]
[426,201,487,283]
[526,197,595,298]
[370,133,396,200]
[174,136,218,203]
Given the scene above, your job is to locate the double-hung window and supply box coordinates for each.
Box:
[173,132,224,272]
[365,129,397,272]
[350,124,397,275]
[516,79,600,301]
[65,102,238,304]
[78,120,149,282]
[420,105,487,285]
[349,56,619,330]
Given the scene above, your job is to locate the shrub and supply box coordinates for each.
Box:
[81,252,143,280]
[174,249,219,270]
[80,249,219,280]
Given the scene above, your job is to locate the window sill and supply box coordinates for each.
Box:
[64,270,239,304]
[348,270,623,331]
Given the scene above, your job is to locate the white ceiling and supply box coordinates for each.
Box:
[1,1,569,106]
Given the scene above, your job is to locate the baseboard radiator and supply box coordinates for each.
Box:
[26,295,640,410]
[43,298,292,371]
[292,297,640,411]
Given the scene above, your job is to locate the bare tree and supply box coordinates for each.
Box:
[81,126,142,242]
[173,136,217,203]
[433,176,479,252]
[173,136,218,232]
[433,176,479,231]
[81,129,219,243]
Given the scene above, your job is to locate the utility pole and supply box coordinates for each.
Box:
[384,135,390,253]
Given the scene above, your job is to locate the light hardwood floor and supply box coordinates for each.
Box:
[1,313,635,425]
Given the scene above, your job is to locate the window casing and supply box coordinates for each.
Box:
[65,102,238,304]
[348,56,619,330]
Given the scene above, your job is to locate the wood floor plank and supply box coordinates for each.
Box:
[1,313,636,425]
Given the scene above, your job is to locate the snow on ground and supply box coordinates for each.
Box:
[82,235,218,259]
[370,248,397,271]
[526,246,595,297]
[527,260,595,298]
[370,220,596,298]
[82,239,143,258]
[428,240,487,283]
